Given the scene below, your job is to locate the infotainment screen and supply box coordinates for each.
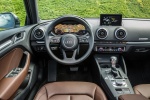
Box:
[100,14,122,26]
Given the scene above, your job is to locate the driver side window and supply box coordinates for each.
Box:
[0,0,26,31]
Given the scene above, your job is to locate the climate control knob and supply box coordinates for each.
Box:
[98,47,104,52]
[118,48,123,52]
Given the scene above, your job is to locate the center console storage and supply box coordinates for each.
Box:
[93,54,134,100]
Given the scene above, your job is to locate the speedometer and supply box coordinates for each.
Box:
[54,24,85,35]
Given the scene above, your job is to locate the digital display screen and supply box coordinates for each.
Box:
[100,14,122,26]
[54,24,85,34]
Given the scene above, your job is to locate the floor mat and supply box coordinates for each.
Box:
[57,64,93,82]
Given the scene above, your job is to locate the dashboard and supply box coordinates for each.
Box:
[30,15,150,54]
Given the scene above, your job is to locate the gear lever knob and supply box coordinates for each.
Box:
[110,56,122,79]
[111,56,117,68]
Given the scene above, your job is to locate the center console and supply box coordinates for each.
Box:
[93,54,134,100]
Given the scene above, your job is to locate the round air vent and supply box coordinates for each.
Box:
[33,28,45,39]
[115,28,127,40]
[96,28,108,39]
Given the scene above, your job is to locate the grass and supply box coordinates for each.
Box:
[38,0,150,19]
[0,0,150,26]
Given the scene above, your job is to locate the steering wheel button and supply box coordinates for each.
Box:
[51,40,54,43]
[79,39,83,43]
[51,47,57,50]
[85,39,88,43]
[57,39,60,43]
[53,39,57,43]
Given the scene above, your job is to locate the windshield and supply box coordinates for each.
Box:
[38,0,150,19]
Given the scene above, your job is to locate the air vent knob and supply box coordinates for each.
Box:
[96,28,108,39]
[33,28,45,39]
[115,28,127,40]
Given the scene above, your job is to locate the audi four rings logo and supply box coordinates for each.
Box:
[64,40,73,44]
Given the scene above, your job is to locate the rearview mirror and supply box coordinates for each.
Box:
[0,12,20,30]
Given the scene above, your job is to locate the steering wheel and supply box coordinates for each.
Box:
[45,16,94,65]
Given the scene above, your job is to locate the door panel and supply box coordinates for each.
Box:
[0,49,30,99]
[0,22,34,100]
[0,25,34,57]
[0,48,23,81]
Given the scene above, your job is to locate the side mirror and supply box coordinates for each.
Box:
[0,12,20,30]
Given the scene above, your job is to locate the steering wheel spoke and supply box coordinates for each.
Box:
[62,49,77,61]
[49,36,61,44]
[78,36,89,44]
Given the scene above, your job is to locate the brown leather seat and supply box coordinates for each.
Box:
[34,82,107,100]
[134,84,150,99]
[119,94,149,100]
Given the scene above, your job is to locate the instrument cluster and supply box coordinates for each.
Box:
[53,24,87,35]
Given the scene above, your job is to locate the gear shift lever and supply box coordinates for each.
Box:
[111,56,117,69]
[110,56,121,78]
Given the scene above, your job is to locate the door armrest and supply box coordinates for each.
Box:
[0,51,31,100]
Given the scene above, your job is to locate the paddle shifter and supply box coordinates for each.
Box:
[110,56,121,78]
